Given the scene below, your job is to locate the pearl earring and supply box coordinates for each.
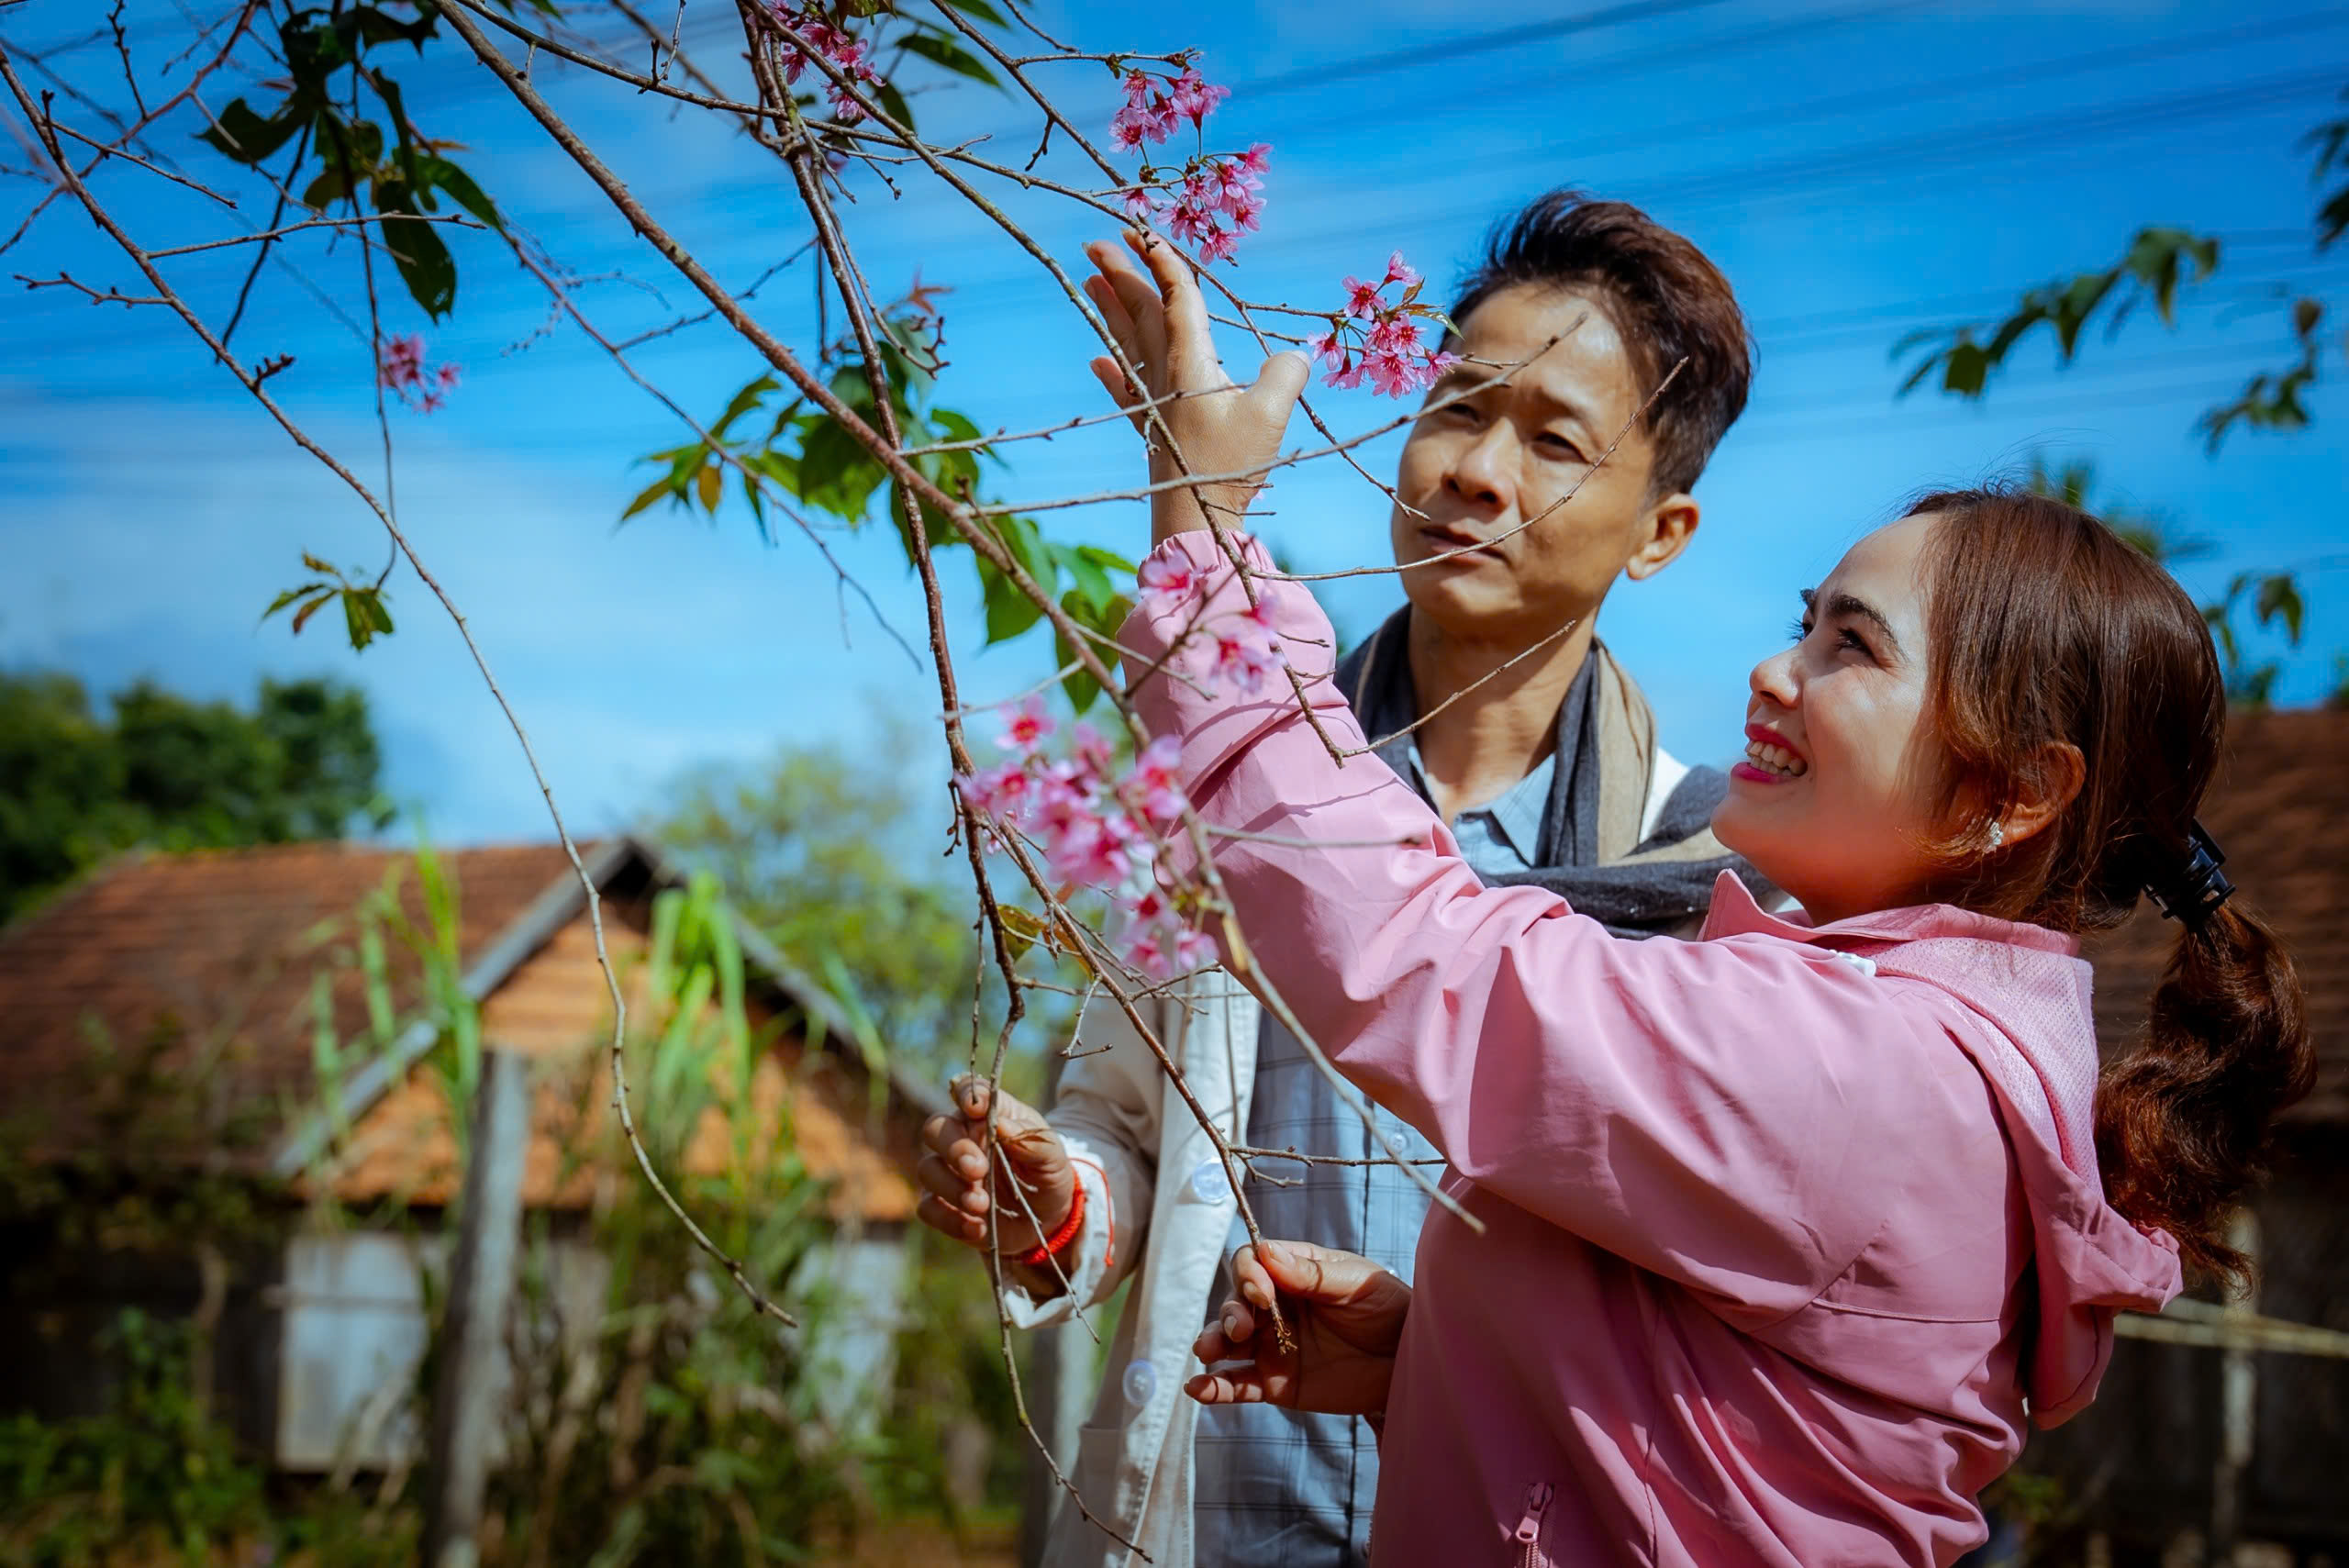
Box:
[1987,820,2006,851]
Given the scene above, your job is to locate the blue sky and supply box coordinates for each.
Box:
[3,0,2343,848]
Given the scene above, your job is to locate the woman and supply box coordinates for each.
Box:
[1072,232,2312,1566]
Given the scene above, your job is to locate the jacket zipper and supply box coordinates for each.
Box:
[1513,1481,1555,1568]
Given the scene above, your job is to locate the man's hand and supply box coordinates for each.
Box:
[1185,1240,1410,1418]
[1082,229,1308,546]
[915,1076,1079,1293]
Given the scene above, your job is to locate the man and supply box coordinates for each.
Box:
[917,189,1762,1565]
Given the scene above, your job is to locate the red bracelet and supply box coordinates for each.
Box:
[1016,1180,1086,1269]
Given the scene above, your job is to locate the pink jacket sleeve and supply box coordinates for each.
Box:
[1121,532,1923,1323]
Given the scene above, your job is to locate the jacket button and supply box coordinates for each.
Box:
[1186,1159,1231,1204]
[1122,1358,1157,1408]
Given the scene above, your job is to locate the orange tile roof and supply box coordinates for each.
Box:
[0,840,920,1219]
[2083,706,2349,1123]
[0,841,579,1164]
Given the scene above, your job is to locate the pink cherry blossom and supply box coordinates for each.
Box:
[1197,227,1240,265]
[1239,142,1272,176]
[1166,68,1230,126]
[1121,70,1155,107]
[1241,591,1284,639]
[1109,105,1154,152]
[1341,275,1384,319]
[1170,927,1217,973]
[1000,695,1054,755]
[1366,312,1422,355]
[1138,551,1202,615]
[1210,158,1261,206]
[1384,250,1420,288]
[1223,187,1264,234]
[378,333,459,413]
[1048,806,1139,888]
[1120,185,1162,222]
[1364,348,1422,399]
[378,333,425,389]
[1207,626,1285,696]
[1165,200,1213,247]
[955,762,1034,826]
[1119,734,1187,826]
[1124,928,1172,980]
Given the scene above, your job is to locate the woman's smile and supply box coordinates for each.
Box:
[1733,723,1808,784]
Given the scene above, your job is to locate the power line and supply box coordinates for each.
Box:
[11,46,2340,367]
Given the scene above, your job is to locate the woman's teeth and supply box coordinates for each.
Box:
[1745,740,1808,778]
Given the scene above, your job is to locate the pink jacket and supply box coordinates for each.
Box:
[1121,533,2181,1567]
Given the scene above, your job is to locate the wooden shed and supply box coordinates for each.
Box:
[0,834,941,1470]
[2027,706,2349,1564]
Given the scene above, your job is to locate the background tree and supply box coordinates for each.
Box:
[1898,84,2349,449]
[2022,457,2308,705]
[0,670,387,923]
[1898,88,2343,708]
[657,725,994,1086]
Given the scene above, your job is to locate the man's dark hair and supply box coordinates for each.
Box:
[1451,189,1753,497]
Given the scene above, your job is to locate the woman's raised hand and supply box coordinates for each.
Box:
[1186,1240,1411,1418]
[1083,230,1309,545]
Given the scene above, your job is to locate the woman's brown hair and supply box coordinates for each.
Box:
[1909,485,2313,1284]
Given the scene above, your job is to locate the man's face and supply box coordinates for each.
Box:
[1386,283,1683,646]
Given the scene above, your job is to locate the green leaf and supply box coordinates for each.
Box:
[348,6,438,52]
[796,417,885,522]
[620,475,676,521]
[1056,541,1119,618]
[262,582,332,619]
[696,461,723,514]
[981,557,1044,643]
[290,592,334,638]
[375,192,457,317]
[342,590,375,651]
[899,30,1000,87]
[200,98,305,164]
[2253,573,2305,646]
[874,80,916,132]
[414,155,504,231]
[947,0,1011,26]
[1053,605,1101,715]
[713,375,780,439]
[999,513,1055,595]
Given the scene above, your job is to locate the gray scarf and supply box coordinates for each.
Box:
[1336,606,1770,936]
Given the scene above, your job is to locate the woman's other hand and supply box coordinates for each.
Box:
[1083,230,1308,546]
[914,1076,1079,1297]
[1186,1240,1410,1417]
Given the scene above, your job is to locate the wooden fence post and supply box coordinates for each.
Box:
[2206,1208,2261,1568]
[423,1049,530,1568]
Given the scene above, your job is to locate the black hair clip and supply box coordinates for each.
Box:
[2144,819,2234,928]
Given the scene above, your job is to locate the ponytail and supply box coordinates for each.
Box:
[1907,487,2316,1284]
[2094,903,2313,1284]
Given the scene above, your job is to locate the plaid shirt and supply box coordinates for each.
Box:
[1190,757,1551,1566]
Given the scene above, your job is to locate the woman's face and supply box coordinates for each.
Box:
[1712,514,1964,925]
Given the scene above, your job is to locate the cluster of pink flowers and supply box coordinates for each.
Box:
[771,4,882,123]
[377,333,460,413]
[1122,144,1269,266]
[1109,65,1229,150]
[1308,251,1460,397]
[955,701,1213,981]
[1137,552,1290,696]
[1108,64,1267,266]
